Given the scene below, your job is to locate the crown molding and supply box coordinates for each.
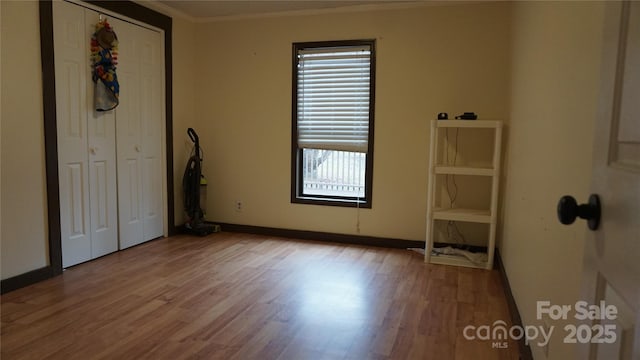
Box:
[200,1,424,23]
[133,0,198,22]
[134,0,496,24]
[164,0,489,24]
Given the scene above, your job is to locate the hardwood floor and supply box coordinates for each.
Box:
[1,233,519,359]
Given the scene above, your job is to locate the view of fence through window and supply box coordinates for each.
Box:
[302,149,366,198]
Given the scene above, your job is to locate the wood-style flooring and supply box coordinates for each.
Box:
[1,233,519,359]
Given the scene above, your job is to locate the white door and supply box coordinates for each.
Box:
[54,2,120,267]
[577,1,640,358]
[54,1,92,267]
[85,10,119,259]
[54,1,165,266]
[112,18,164,249]
[113,17,144,249]
[139,26,164,242]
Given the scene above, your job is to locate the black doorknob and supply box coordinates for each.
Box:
[557,194,600,231]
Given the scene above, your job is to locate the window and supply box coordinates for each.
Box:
[291,40,375,208]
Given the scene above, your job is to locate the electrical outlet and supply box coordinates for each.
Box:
[235,200,242,212]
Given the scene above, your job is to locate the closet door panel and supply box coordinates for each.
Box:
[140,29,164,241]
[115,19,164,247]
[114,19,145,249]
[53,1,91,267]
[86,9,118,258]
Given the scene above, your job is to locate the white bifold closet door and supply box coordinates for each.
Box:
[53,1,164,267]
[54,2,118,267]
[111,17,164,249]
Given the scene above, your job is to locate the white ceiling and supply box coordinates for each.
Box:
[153,0,420,20]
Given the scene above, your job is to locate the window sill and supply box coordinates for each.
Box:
[292,196,371,209]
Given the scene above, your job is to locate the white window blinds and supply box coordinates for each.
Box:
[296,45,372,153]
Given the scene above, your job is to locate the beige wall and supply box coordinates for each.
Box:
[171,16,198,226]
[0,1,195,280]
[0,1,49,279]
[501,2,604,359]
[195,2,511,241]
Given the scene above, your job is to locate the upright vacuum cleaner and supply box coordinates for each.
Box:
[183,128,219,236]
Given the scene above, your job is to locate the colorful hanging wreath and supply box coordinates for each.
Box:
[91,18,119,111]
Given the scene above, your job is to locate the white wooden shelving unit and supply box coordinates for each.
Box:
[425,119,503,270]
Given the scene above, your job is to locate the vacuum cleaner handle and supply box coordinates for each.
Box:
[187,128,199,145]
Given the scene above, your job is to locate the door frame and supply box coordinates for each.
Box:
[40,0,175,275]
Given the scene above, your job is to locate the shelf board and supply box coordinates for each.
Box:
[429,253,490,269]
[432,208,492,223]
[435,166,495,176]
[434,120,502,128]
